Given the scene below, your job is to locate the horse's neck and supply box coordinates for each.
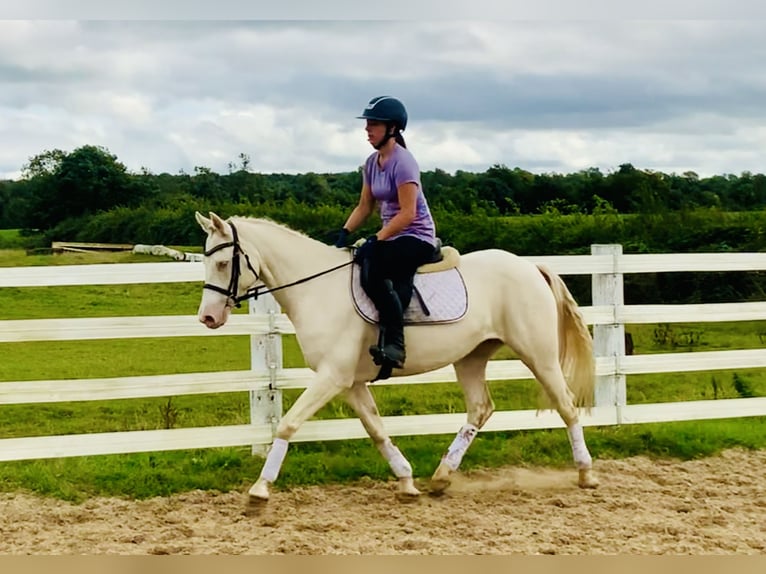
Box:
[235,217,348,313]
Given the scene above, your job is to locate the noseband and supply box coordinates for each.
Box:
[202,222,261,308]
[202,220,354,308]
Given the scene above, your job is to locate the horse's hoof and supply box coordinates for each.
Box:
[429,478,451,495]
[395,491,421,503]
[248,479,270,500]
[578,468,599,489]
[246,481,269,516]
[429,464,452,495]
[396,477,421,502]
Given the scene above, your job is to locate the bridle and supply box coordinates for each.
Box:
[202,220,354,308]
[202,221,261,308]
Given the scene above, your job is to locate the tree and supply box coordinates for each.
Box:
[21,148,66,179]
[57,145,135,215]
[22,145,138,230]
[294,172,333,205]
[190,166,226,203]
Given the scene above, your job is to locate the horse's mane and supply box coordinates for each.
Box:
[230,215,318,242]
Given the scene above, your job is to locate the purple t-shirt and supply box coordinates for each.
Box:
[363,144,436,246]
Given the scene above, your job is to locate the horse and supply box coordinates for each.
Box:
[194,211,599,505]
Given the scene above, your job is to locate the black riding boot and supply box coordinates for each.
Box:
[369,279,406,369]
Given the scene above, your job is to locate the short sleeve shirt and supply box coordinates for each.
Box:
[363,144,436,245]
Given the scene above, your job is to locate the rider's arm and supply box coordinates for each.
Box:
[342,183,376,233]
[376,182,417,240]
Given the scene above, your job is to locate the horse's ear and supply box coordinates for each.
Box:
[209,212,228,235]
[195,211,212,233]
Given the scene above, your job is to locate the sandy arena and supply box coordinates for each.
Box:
[0,448,764,555]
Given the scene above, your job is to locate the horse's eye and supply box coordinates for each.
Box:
[216,261,228,270]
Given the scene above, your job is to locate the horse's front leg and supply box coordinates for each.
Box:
[344,381,420,500]
[248,368,348,504]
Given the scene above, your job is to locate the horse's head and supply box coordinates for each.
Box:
[195,211,260,329]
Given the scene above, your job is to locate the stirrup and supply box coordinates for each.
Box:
[368,343,405,369]
[371,361,394,383]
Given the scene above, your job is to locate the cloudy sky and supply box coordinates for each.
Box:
[2,17,766,180]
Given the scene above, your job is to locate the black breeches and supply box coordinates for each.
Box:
[359,236,434,318]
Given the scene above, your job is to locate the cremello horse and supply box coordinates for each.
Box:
[195,211,599,504]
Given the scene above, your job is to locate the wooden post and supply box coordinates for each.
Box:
[591,244,626,422]
[248,293,283,457]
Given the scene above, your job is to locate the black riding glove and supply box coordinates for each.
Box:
[334,228,350,248]
[354,235,378,263]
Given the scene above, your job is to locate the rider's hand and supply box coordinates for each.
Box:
[334,228,350,248]
[353,235,378,263]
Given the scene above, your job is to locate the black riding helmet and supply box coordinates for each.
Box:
[357,96,408,131]
[357,97,408,149]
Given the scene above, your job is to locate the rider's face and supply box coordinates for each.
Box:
[365,120,389,147]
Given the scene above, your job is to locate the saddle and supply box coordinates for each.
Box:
[350,238,468,325]
[416,238,461,273]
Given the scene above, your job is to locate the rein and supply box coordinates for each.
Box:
[203,221,354,308]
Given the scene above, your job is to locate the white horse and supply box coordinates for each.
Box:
[194,211,599,505]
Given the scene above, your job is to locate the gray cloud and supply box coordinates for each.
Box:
[1,20,765,179]
[6,0,766,20]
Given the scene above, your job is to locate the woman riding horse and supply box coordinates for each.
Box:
[335,96,438,370]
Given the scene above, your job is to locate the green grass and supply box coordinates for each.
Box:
[0,229,28,250]
[0,247,764,502]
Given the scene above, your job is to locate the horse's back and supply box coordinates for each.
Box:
[455,247,557,318]
[458,248,544,284]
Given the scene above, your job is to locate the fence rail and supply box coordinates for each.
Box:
[2,301,766,343]
[4,252,766,287]
[1,245,765,462]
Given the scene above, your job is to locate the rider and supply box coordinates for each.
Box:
[335,96,438,370]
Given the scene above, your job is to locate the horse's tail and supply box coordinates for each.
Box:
[536,264,595,411]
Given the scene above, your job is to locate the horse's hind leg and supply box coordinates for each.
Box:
[343,382,420,500]
[524,358,599,489]
[430,340,501,493]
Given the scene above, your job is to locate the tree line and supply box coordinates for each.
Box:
[2,144,766,232]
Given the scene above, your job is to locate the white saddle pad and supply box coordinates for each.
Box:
[350,264,468,325]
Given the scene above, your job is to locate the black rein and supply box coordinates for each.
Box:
[202,221,354,308]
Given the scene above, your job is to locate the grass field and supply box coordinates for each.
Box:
[0,247,764,502]
[0,228,45,251]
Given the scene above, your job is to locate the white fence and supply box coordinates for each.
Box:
[1,244,765,462]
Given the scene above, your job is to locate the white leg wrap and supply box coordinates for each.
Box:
[567,423,592,469]
[376,439,413,478]
[259,438,289,483]
[441,423,479,471]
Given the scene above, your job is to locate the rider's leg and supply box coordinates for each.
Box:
[359,236,437,368]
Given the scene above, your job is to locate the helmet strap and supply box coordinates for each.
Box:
[373,124,398,150]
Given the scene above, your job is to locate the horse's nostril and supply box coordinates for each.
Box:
[201,315,215,325]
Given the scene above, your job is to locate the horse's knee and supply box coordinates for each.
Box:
[548,387,578,424]
[559,406,578,427]
[275,419,300,440]
[468,400,494,428]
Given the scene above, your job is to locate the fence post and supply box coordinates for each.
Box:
[248,293,283,457]
[591,244,626,422]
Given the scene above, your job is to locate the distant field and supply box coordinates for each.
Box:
[0,229,22,249]
[0,247,764,502]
